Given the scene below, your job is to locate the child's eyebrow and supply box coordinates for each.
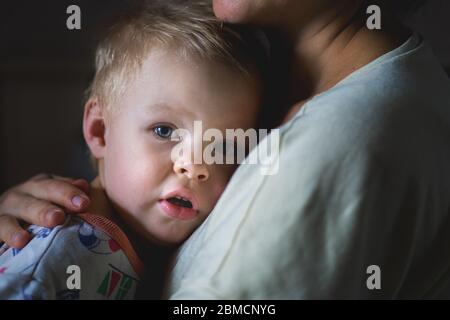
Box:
[143,102,196,119]
[145,102,174,112]
[141,102,179,117]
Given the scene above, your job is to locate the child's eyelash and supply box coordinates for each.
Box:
[150,123,179,141]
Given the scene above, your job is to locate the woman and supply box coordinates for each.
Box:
[2,0,450,298]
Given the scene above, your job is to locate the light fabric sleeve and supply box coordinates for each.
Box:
[169,36,450,299]
[0,216,141,300]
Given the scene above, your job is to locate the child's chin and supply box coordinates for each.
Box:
[153,228,193,246]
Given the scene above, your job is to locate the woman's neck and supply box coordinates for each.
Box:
[272,0,410,115]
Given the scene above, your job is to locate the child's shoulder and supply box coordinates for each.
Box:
[0,214,142,299]
[0,215,78,264]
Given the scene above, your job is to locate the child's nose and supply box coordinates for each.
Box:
[173,161,210,182]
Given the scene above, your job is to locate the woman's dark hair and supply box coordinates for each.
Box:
[363,0,429,19]
[391,0,429,18]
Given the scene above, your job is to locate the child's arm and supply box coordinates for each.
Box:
[0,216,142,300]
[0,272,55,299]
[0,228,63,299]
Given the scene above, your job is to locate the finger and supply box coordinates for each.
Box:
[31,173,66,181]
[0,215,31,249]
[50,174,76,183]
[45,175,90,194]
[31,173,51,180]
[71,179,90,195]
[1,191,67,227]
[30,173,89,192]
[49,175,90,194]
[22,178,90,212]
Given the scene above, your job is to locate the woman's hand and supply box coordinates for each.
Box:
[0,174,91,249]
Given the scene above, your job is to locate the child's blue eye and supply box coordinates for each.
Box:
[153,125,174,139]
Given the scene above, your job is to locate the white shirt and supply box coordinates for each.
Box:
[169,34,450,299]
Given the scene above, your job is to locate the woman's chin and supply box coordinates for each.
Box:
[212,0,252,23]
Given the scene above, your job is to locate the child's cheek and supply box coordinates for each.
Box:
[106,150,144,205]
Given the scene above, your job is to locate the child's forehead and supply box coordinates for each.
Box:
[134,47,258,96]
[136,45,256,81]
[116,47,260,128]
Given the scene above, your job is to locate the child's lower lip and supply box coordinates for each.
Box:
[158,199,199,220]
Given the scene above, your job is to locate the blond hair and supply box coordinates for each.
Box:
[87,0,268,113]
[85,0,269,171]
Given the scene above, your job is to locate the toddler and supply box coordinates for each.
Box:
[0,0,267,299]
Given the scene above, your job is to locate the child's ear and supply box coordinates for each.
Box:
[83,98,106,159]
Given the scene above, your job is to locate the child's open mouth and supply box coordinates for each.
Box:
[166,196,193,209]
[159,190,199,220]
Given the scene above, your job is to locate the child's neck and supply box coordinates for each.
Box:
[88,177,115,220]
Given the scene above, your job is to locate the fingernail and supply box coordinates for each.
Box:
[46,209,65,225]
[71,195,89,208]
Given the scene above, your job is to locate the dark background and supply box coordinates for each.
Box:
[1,0,450,193]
